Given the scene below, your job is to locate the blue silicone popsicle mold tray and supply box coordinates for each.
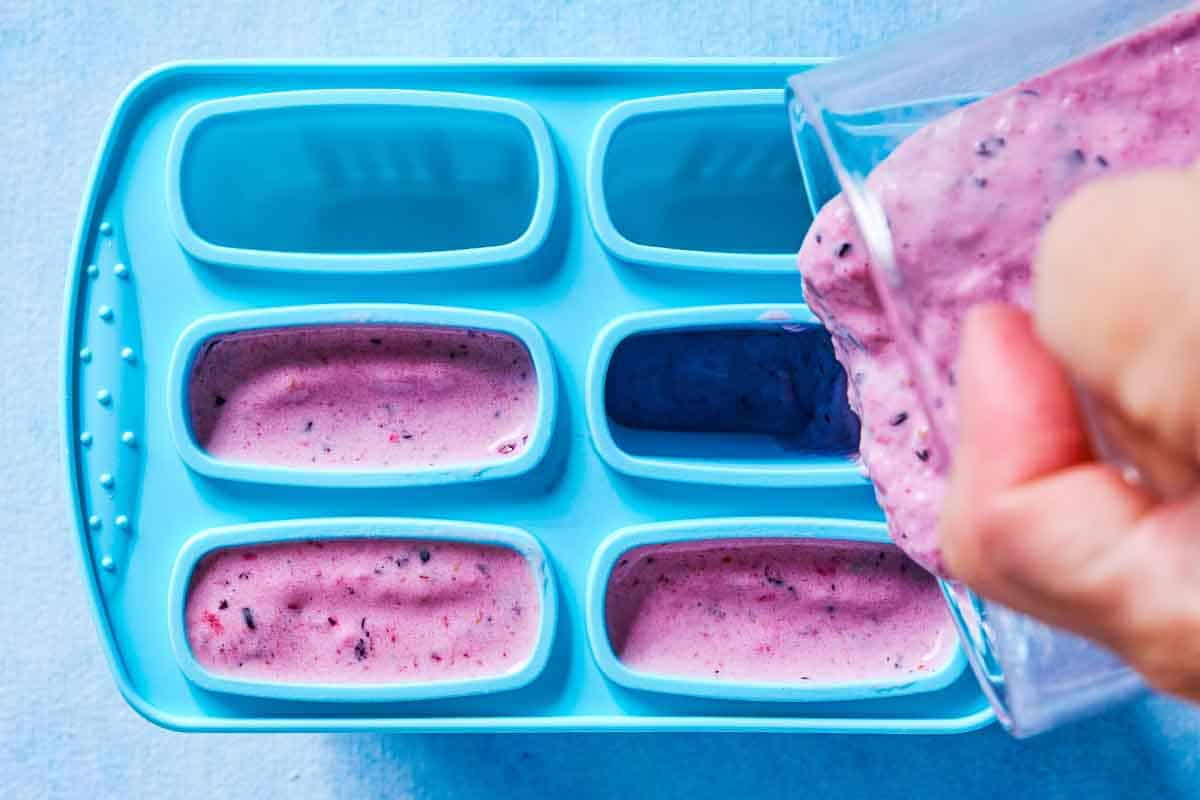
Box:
[63,60,993,733]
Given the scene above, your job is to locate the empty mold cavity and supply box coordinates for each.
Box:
[587,519,965,701]
[587,305,861,486]
[588,90,812,271]
[168,90,556,270]
[169,519,555,701]
[168,306,555,487]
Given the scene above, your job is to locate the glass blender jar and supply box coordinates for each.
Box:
[786,0,1194,737]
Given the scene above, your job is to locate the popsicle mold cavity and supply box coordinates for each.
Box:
[167,518,556,701]
[588,305,862,486]
[605,538,956,686]
[588,90,812,271]
[185,538,540,686]
[167,90,556,270]
[188,324,537,470]
[585,518,966,702]
[167,305,556,487]
[606,327,859,452]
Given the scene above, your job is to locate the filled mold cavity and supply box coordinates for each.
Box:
[601,104,811,254]
[188,324,538,470]
[185,538,540,684]
[605,538,956,684]
[603,326,860,461]
[178,103,540,255]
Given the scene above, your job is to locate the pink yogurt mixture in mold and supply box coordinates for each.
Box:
[798,8,1200,573]
[185,539,541,684]
[188,325,538,470]
[605,539,956,684]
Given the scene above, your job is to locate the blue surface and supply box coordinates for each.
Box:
[3,0,1199,797]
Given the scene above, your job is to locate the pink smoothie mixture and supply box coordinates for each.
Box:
[798,8,1200,573]
[185,539,541,684]
[605,539,955,684]
[188,325,538,469]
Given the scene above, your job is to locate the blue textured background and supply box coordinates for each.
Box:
[3,1,1198,797]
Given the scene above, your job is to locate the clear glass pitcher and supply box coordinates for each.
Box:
[786,0,1192,737]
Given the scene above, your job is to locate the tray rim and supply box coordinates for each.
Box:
[62,58,995,734]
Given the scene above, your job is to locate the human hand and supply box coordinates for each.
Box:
[940,168,1200,703]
